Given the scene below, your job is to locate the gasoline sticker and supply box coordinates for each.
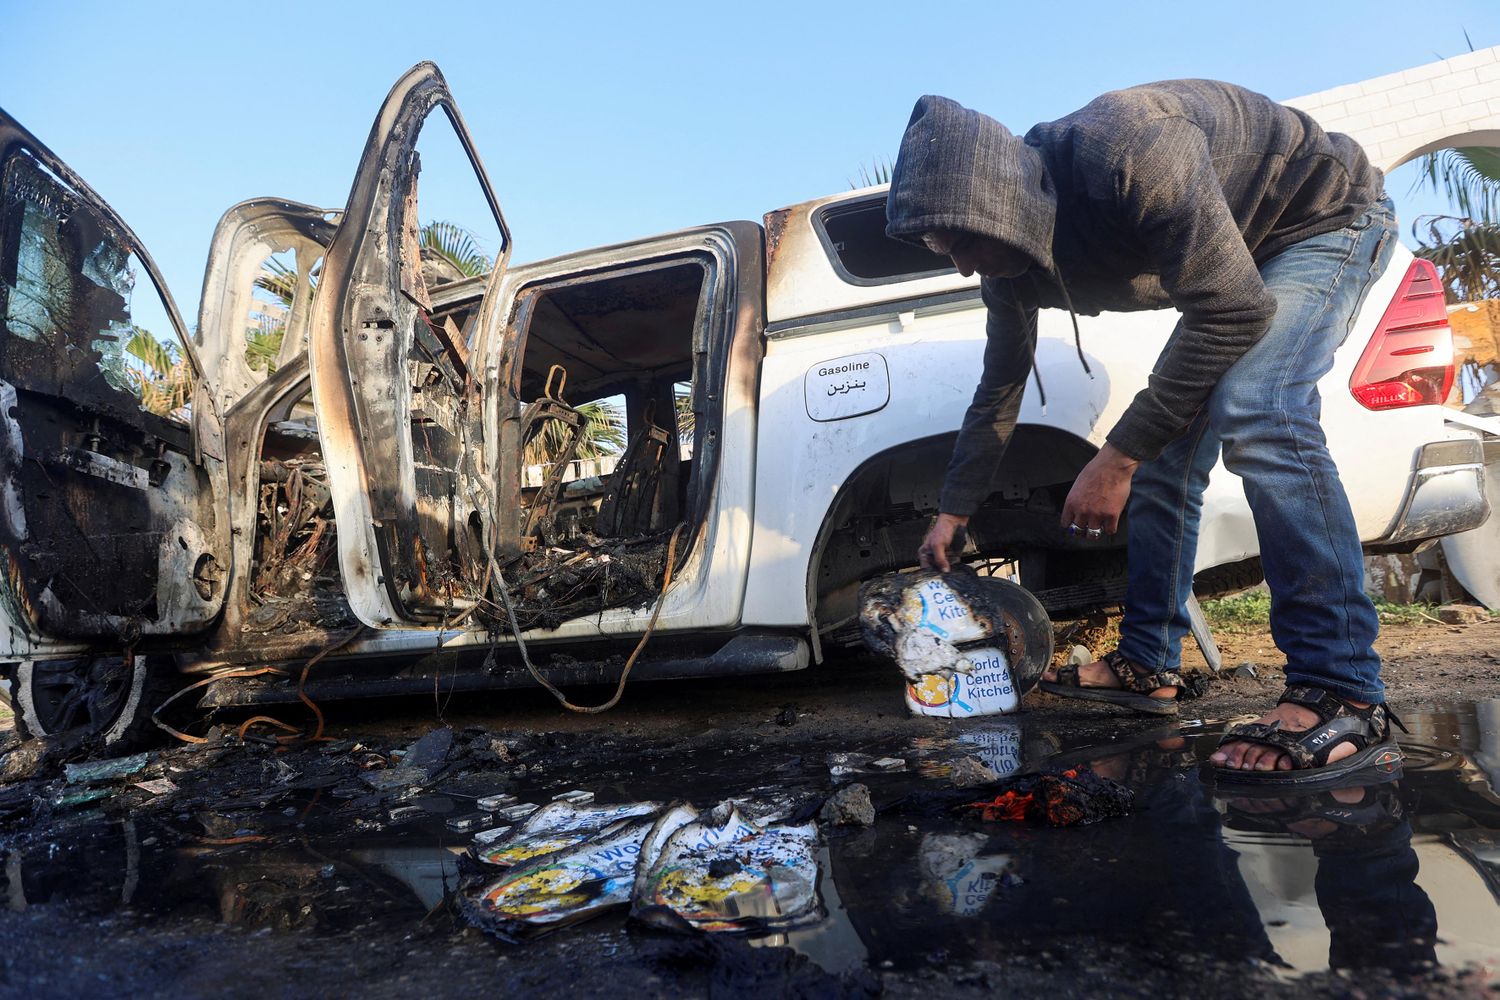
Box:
[804,352,890,422]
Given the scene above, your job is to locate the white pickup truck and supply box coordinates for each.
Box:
[0,63,1489,745]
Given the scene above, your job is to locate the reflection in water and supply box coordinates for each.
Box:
[1219,774,1436,976]
[4,704,1500,980]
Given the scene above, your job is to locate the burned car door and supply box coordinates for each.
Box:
[0,113,230,654]
[194,198,338,419]
[308,62,510,627]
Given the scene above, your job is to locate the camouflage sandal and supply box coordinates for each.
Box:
[1039,649,1181,717]
[1211,686,1407,788]
[1219,774,1408,851]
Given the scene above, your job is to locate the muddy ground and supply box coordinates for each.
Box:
[1,617,1498,999]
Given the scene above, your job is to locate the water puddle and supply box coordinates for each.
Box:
[6,702,1500,980]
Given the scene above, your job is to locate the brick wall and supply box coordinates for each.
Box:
[1286,47,1500,171]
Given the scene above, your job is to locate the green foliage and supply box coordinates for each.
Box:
[850,160,893,190]
[1202,590,1472,630]
[1414,147,1500,227]
[420,220,492,278]
[250,255,311,372]
[1411,215,1500,303]
[1411,146,1500,302]
[245,323,285,374]
[254,256,301,307]
[1369,599,1444,625]
[121,328,193,419]
[523,399,625,468]
[674,382,695,447]
[1199,591,1272,631]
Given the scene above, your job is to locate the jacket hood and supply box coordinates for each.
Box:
[885,95,1056,274]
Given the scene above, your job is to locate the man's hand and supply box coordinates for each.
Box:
[918,513,969,572]
[1061,444,1140,536]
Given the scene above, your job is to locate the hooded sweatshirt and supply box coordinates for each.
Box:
[885,80,1383,516]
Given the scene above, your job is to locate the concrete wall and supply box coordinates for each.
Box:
[1286,47,1500,171]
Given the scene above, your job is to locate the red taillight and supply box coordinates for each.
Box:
[1349,259,1455,410]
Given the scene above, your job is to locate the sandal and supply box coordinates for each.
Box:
[1038,650,1181,717]
[1219,776,1408,851]
[1210,686,1407,787]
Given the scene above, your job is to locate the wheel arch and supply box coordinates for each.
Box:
[801,424,1100,655]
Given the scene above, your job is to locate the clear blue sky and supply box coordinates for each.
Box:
[3,1,1495,322]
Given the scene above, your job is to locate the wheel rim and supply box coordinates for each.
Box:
[27,657,134,738]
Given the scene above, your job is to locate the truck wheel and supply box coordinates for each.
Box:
[10,655,177,749]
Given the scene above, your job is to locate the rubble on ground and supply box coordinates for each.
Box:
[946,756,1001,788]
[820,783,875,827]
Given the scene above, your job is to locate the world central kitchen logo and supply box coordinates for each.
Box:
[916,580,977,638]
[908,651,1015,712]
[962,653,1016,702]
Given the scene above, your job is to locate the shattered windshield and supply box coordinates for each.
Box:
[0,151,191,426]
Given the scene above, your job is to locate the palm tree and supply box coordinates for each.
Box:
[254,256,302,306]
[523,399,626,468]
[1411,146,1500,303]
[1411,215,1500,303]
[249,256,302,374]
[850,160,892,190]
[120,329,193,419]
[673,382,695,447]
[1415,147,1500,226]
[420,220,492,277]
[244,316,286,373]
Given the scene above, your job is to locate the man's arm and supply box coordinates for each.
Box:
[919,280,1037,571]
[1103,117,1279,464]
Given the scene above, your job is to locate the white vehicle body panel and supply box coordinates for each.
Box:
[741,216,1463,628]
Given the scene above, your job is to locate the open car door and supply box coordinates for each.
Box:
[309,63,511,628]
[0,112,229,656]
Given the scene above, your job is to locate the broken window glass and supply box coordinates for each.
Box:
[0,151,193,426]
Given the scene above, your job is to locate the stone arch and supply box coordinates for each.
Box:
[1382,129,1500,173]
[1285,47,1500,171]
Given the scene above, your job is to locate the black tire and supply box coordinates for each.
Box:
[9,654,179,749]
[972,576,1055,694]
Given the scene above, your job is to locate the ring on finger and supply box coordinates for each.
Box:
[1066,523,1083,535]
[1086,526,1103,539]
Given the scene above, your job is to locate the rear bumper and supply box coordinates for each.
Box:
[1371,437,1491,545]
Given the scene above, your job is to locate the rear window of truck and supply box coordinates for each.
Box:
[815,197,954,285]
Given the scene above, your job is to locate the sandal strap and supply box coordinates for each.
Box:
[1279,685,1397,740]
[1278,685,1352,719]
[1102,650,1183,695]
[1218,687,1397,770]
[1217,720,1319,768]
[1054,664,1080,687]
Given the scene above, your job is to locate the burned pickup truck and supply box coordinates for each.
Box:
[0,63,1490,746]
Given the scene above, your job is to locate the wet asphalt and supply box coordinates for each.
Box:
[1,647,1498,998]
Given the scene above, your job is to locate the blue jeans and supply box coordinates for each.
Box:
[1117,198,1398,704]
